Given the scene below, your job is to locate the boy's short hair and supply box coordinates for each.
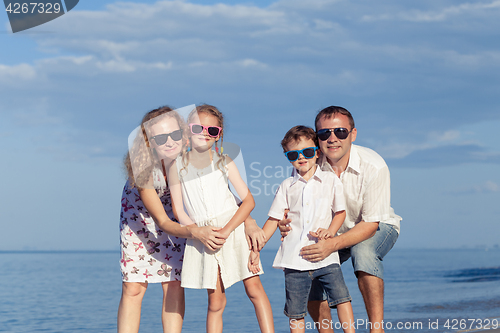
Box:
[281,125,318,152]
[315,106,355,131]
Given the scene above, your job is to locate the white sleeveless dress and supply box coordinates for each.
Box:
[177,154,262,289]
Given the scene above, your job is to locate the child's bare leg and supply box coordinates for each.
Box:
[307,300,334,333]
[289,318,306,333]
[117,282,148,333]
[336,302,355,333]
[243,276,275,333]
[207,269,226,333]
[161,281,185,333]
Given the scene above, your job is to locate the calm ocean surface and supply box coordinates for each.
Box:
[1,248,499,333]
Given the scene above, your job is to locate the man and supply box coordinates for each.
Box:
[280,106,401,333]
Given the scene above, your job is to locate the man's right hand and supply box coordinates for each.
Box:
[278,209,291,241]
[188,225,227,251]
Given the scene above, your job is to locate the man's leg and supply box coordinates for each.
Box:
[357,272,384,332]
[350,223,398,333]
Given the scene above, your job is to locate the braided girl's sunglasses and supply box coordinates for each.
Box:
[189,123,222,138]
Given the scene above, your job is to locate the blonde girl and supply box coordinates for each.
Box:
[168,105,274,333]
[118,106,227,333]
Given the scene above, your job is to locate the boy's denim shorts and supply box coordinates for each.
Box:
[309,222,398,306]
[284,263,351,319]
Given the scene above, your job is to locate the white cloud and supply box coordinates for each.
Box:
[449,180,499,195]
[14,106,65,126]
[436,130,461,142]
[374,130,471,159]
[236,58,267,68]
[0,63,36,83]
[362,0,500,22]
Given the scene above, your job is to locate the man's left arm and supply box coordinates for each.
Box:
[301,165,390,262]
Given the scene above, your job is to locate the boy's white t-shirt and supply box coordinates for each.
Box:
[268,166,345,271]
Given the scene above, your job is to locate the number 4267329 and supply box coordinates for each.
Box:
[444,318,499,330]
[5,3,62,14]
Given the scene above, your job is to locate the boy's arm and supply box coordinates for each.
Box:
[231,181,266,251]
[311,210,346,240]
[248,217,279,269]
[328,210,346,235]
[261,217,280,243]
[313,174,347,240]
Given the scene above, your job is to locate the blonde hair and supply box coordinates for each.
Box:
[181,104,226,174]
[124,106,189,188]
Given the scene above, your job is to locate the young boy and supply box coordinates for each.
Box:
[249,125,355,333]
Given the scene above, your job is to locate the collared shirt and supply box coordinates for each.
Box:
[268,166,345,270]
[318,144,402,235]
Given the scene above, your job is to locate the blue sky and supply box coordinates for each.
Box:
[1,0,499,251]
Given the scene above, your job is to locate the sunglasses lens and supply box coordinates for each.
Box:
[334,128,349,140]
[285,151,299,162]
[302,148,316,158]
[153,134,168,145]
[207,127,220,137]
[317,129,331,141]
[191,124,203,134]
[170,129,183,141]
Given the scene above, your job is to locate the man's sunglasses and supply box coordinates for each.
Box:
[284,147,318,162]
[151,129,183,145]
[189,123,222,138]
[316,128,352,141]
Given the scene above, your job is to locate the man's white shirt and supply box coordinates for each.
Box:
[318,144,402,235]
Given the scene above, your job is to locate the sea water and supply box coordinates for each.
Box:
[1,248,499,332]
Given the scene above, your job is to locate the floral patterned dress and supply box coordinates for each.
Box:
[120,168,185,283]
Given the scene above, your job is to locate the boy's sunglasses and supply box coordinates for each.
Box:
[284,147,318,162]
[151,129,183,145]
[189,123,222,138]
[317,128,352,141]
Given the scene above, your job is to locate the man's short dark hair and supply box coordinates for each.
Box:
[281,125,317,152]
[315,106,355,131]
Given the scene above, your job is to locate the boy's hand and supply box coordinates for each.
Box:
[311,228,334,240]
[278,209,291,241]
[248,250,261,274]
